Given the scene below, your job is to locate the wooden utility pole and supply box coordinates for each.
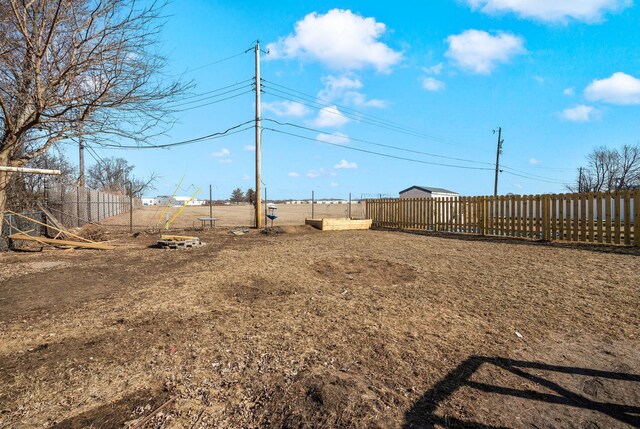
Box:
[493,127,503,196]
[254,41,264,228]
[78,137,85,187]
[578,167,584,193]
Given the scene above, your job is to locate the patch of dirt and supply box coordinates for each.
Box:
[314,256,418,286]
[0,229,638,428]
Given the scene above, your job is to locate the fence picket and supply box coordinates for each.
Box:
[614,191,621,244]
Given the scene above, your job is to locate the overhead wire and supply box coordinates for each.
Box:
[263,127,494,171]
[171,50,249,76]
[96,119,255,149]
[262,81,571,184]
[168,78,253,105]
[169,90,253,112]
[262,118,495,167]
[262,79,462,145]
[262,87,457,146]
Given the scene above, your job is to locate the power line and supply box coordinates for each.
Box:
[169,79,253,104]
[172,50,249,76]
[262,81,571,183]
[262,79,462,145]
[263,127,494,171]
[97,120,255,149]
[262,87,457,146]
[262,118,495,167]
[502,170,566,185]
[169,90,253,112]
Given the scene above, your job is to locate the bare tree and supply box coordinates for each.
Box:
[87,156,156,195]
[0,0,187,231]
[570,144,640,192]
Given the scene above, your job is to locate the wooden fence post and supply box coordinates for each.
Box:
[634,189,640,246]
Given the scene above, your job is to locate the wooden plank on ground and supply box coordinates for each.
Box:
[7,234,115,250]
[5,209,93,243]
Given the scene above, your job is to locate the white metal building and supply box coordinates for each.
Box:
[399,186,459,199]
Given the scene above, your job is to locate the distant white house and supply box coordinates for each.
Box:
[141,197,155,206]
[153,195,206,206]
[399,186,459,199]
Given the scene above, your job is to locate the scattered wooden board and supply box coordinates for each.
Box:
[7,234,116,250]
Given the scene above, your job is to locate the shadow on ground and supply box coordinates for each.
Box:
[403,356,640,428]
[377,227,640,256]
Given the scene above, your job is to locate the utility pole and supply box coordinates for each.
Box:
[493,127,503,196]
[78,137,85,187]
[254,41,264,229]
[578,167,583,193]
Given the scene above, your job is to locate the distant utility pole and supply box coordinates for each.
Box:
[493,127,503,196]
[578,167,583,193]
[78,137,85,187]
[254,40,264,229]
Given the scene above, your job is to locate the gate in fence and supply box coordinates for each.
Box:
[366,190,640,246]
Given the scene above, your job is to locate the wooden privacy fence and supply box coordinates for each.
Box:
[365,190,640,246]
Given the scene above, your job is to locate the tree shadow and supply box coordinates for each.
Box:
[403,356,640,428]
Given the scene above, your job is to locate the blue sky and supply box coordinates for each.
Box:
[82,0,640,200]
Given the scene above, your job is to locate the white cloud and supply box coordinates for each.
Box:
[267,9,402,73]
[209,148,230,158]
[318,74,386,108]
[262,100,309,117]
[288,172,300,178]
[241,175,250,180]
[243,145,255,152]
[330,182,339,188]
[563,87,575,96]
[560,105,600,122]
[219,159,232,164]
[310,106,350,128]
[465,0,632,23]
[529,158,540,165]
[334,159,358,169]
[422,77,446,92]
[317,132,350,145]
[584,72,640,105]
[445,30,525,74]
[318,74,362,99]
[343,91,386,108]
[423,63,444,75]
[534,76,544,83]
[306,169,324,178]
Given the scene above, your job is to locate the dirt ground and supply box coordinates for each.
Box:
[0,227,639,428]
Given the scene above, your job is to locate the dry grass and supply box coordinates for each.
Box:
[0,228,638,428]
[99,203,367,230]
